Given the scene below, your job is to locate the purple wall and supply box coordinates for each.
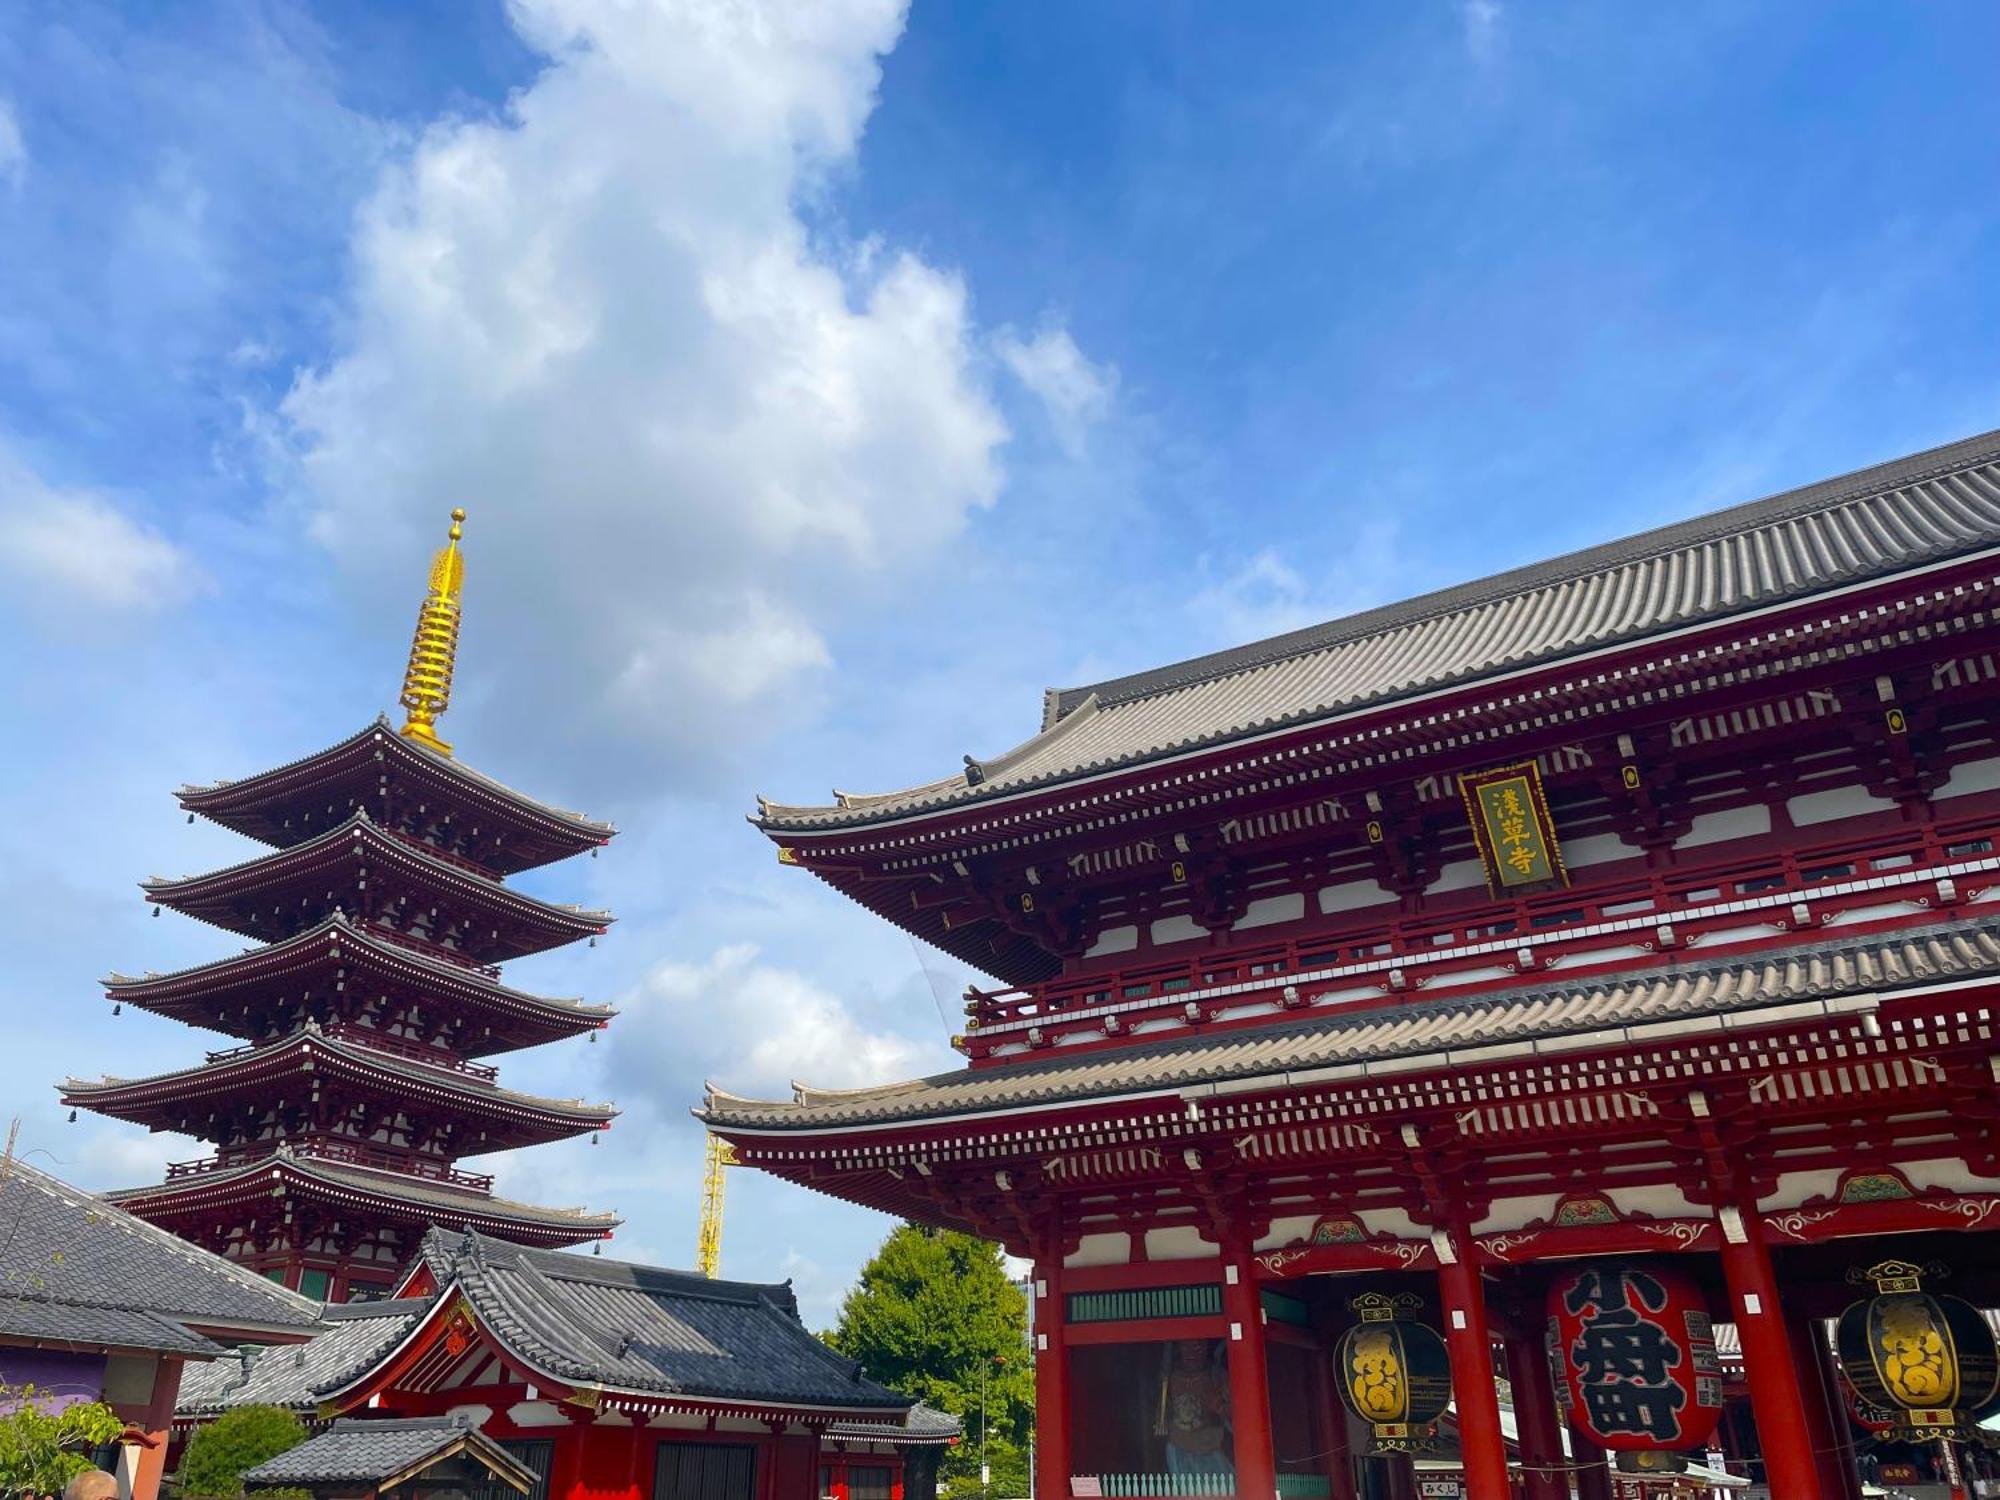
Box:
[0,1349,107,1412]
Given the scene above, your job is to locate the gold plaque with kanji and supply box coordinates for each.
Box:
[1460,761,1569,894]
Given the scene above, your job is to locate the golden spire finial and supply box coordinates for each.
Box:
[398,507,467,756]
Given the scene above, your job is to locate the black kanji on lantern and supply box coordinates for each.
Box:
[1568,1303,1688,1442]
[1563,1268,1668,1319]
[1581,1378,1687,1442]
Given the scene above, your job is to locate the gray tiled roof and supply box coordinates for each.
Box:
[0,1299,219,1357]
[177,1301,426,1415]
[243,1413,536,1489]
[0,1158,321,1353]
[399,1229,909,1412]
[758,429,2000,829]
[703,913,2000,1130]
[828,1402,962,1444]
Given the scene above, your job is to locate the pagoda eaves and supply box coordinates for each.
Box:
[177,718,613,876]
[61,1022,617,1152]
[104,915,614,1055]
[107,1151,618,1252]
[142,811,613,965]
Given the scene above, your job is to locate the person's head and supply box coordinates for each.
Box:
[1172,1340,1210,1371]
[62,1469,119,1500]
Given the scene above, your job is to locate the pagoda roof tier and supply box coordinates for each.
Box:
[106,1151,619,1248]
[142,812,613,964]
[62,1023,617,1150]
[757,428,2000,833]
[701,911,2000,1133]
[178,719,613,875]
[105,916,615,1056]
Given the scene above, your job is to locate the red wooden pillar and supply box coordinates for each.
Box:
[1221,1245,1278,1500]
[1434,1244,1510,1500]
[1714,1206,1826,1500]
[1306,1341,1358,1500]
[1789,1310,1862,1500]
[1566,1418,1613,1500]
[1032,1258,1071,1500]
[1501,1331,1564,1500]
[129,1356,183,1500]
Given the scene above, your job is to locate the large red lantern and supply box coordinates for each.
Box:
[1547,1264,1725,1455]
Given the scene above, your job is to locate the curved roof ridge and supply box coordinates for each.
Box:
[1050,426,2000,715]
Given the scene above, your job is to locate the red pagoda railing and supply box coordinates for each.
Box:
[165,1140,495,1194]
[319,1023,501,1081]
[351,916,507,979]
[962,809,2000,1054]
[202,1026,501,1083]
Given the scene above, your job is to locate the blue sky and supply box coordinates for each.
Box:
[2,0,1998,1323]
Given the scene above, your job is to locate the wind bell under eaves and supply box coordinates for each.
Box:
[399,507,467,756]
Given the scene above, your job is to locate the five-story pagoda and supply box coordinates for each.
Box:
[63,511,622,1302]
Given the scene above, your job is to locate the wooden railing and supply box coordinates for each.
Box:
[164,1139,494,1194]
[961,809,1999,1055]
[320,1023,500,1082]
[203,1025,499,1083]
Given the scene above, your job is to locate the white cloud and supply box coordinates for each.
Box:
[1461,0,1504,65]
[0,99,24,189]
[1189,528,1402,646]
[994,320,1116,458]
[0,445,203,614]
[615,942,923,1099]
[279,0,1007,781]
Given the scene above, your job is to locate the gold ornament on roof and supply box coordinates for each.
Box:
[399,507,467,756]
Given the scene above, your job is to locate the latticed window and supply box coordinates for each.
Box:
[656,1442,757,1500]
[848,1466,893,1500]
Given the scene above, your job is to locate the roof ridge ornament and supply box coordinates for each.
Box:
[399,508,467,757]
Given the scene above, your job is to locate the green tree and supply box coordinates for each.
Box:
[0,1384,122,1497]
[177,1404,306,1497]
[827,1225,1033,1499]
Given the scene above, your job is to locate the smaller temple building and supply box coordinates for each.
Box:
[0,1158,323,1500]
[179,1228,959,1500]
[242,1413,541,1499]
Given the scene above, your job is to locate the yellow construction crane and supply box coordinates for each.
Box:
[695,1133,736,1277]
